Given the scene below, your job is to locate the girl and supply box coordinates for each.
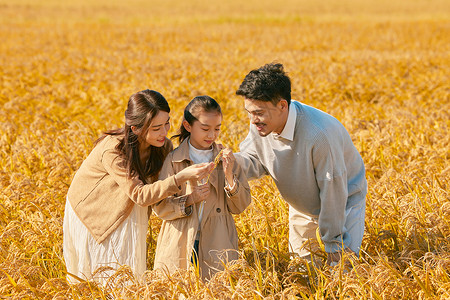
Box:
[63,90,213,284]
[152,95,251,280]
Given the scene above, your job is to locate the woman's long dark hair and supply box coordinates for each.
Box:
[97,89,170,184]
[172,95,222,144]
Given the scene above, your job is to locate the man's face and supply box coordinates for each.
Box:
[244,99,287,137]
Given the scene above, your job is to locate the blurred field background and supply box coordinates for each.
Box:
[1,0,449,298]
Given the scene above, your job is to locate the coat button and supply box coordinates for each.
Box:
[216,208,221,213]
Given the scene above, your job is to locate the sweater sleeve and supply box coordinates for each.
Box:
[312,135,350,253]
[225,160,252,214]
[152,154,192,220]
[235,127,268,180]
[101,149,181,207]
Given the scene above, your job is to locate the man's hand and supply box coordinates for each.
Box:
[326,248,356,266]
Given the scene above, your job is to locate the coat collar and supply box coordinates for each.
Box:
[172,137,222,163]
[172,137,222,192]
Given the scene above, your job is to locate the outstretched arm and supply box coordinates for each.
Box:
[102,149,181,207]
[222,148,251,214]
[235,128,268,180]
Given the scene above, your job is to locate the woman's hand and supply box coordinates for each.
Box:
[186,184,210,206]
[175,162,214,185]
[221,148,235,185]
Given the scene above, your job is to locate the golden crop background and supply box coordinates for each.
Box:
[1,0,449,298]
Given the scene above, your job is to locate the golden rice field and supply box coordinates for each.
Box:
[1,0,449,298]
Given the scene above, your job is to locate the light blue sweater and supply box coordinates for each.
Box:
[236,101,367,252]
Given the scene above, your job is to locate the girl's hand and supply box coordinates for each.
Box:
[221,148,235,184]
[186,184,210,206]
[175,163,214,185]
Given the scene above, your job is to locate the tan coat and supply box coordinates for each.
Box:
[67,135,181,243]
[153,139,251,279]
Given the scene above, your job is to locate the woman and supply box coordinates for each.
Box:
[63,89,213,284]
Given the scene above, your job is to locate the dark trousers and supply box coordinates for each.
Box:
[191,239,200,266]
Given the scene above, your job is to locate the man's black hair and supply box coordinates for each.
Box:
[236,63,291,105]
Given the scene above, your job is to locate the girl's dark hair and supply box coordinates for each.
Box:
[172,95,221,144]
[236,62,291,105]
[97,89,170,184]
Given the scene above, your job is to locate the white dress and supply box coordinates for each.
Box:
[63,199,148,284]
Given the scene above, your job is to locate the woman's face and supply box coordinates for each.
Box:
[184,110,222,150]
[140,111,170,148]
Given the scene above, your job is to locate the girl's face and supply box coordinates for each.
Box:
[184,110,222,150]
[140,111,171,148]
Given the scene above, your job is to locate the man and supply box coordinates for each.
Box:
[234,63,367,265]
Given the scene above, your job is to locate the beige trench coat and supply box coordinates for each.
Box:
[66,135,180,243]
[152,139,251,279]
